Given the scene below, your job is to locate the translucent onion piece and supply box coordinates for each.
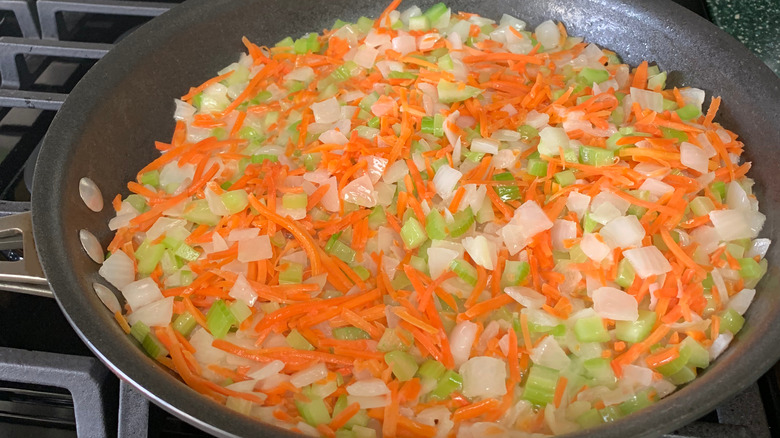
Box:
[290,362,328,388]
[460,356,507,398]
[600,215,645,249]
[592,286,639,321]
[449,320,478,368]
[127,296,173,328]
[237,235,272,263]
[432,164,463,199]
[98,250,135,289]
[121,277,164,311]
[347,378,390,397]
[248,360,285,380]
[622,246,672,278]
[530,336,571,370]
[504,286,546,309]
[229,273,258,306]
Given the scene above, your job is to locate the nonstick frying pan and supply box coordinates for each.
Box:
[7,0,780,436]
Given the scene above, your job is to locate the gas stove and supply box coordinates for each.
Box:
[0,1,778,437]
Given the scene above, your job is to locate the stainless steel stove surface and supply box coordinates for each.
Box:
[0,1,778,437]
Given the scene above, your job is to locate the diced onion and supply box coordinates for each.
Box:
[290,362,328,388]
[630,87,663,113]
[227,228,260,242]
[98,250,136,290]
[600,215,645,249]
[592,287,639,321]
[728,288,755,316]
[229,273,258,306]
[427,246,459,279]
[710,209,760,241]
[284,66,315,82]
[319,129,349,145]
[566,191,591,219]
[622,246,672,278]
[680,142,710,173]
[347,378,390,397]
[470,137,500,155]
[459,356,507,398]
[237,235,272,262]
[551,219,576,251]
[121,277,163,311]
[341,174,377,207]
[747,238,771,258]
[726,181,750,211]
[449,320,478,367]
[580,233,611,262]
[311,97,341,124]
[353,45,379,68]
[347,394,390,409]
[638,178,674,201]
[248,360,285,380]
[391,34,416,55]
[537,127,570,156]
[432,164,463,199]
[504,286,546,309]
[462,235,496,270]
[534,20,560,49]
[530,336,571,370]
[127,296,173,328]
[709,332,733,361]
[501,200,553,255]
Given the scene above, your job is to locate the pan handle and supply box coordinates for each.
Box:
[0,212,53,298]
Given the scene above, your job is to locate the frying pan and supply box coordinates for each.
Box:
[5,0,778,436]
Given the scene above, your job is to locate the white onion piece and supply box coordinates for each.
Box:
[501,200,554,255]
[227,228,260,242]
[189,328,226,364]
[462,235,496,270]
[639,178,674,201]
[347,394,390,409]
[347,378,390,397]
[145,217,187,242]
[566,191,591,219]
[589,202,622,225]
[470,137,500,154]
[728,288,756,315]
[93,283,121,313]
[459,356,507,398]
[680,142,710,173]
[710,209,757,241]
[382,160,409,184]
[319,129,349,145]
[127,296,173,328]
[621,365,653,389]
[98,250,135,289]
[592,287,639,321]
[237,235,272,262]
[449,320,478,367]
[534,20,560,49]
[284,66,314,82]
[634,162,670,178]
[530,336,571,370]
[581,233,611,262]
[341,174,377,207]
[726,181,750,211]
[709,332,733,361]
[630,87,663,113]
[427,246,459,279]
[592,191,630,215]
[551,219,576,251]
[391,34,416,55]
[491,149,517,169]
[477,321,500,354]
[460,184,487,212]
[491,129,520,142]
[537,127,570,156]
[600,215,646,249]
[504,286,546,309]
[432,164,462,199]
[711,269,729,304]
[318,176,339,212]
[361,155,388,184]
[291,362,328,388]
[211,232,229,252]
[747,238,771,258]
[680,87,705,109]
[311,97,340,124]
[173,98,196,122]
[416,406,454,437]
[622,246,672,278]
[79,177,104,212]
[121,277,163,311]
[691,225,721,254]
[229,273,258,306]
[79,229,104,264]
[248,360,285,380]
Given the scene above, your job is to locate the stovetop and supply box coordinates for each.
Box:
[0,0,778,437]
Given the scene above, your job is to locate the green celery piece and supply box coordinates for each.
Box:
[582,213,600,233]
[606,132,628,150]
[579,145,614,166]
[425,209,448,240]
[229,300,252,323]
[251,154,278,164]
[417,359,446,380]
[207,300,237,339]
[183,199,221,226]
[577,95,591,105]
[279,262,304,284]
[523,365,559,406]
[286,329,315,350]
[527,158,548,177]
[400,217,428,249]
[493,172,521,201]
[599,405,625,422]
[710,181,726,202]
[576,409,604,429]
[428,370,462,400]
[352,265,371,281]
[618,390,654,416]
[409,14,431,31]
[423,2,448,24]
[738,257,763,279]
[554,169,576,187]
[351,425,376,438]
[659,126,689,143]
[384,350,419,381]
[359,92,380,112]
[367,206,387,229]
[501,260,530,286]
[282,192,308,209]
[275,36,294,47]
[221,189,249,214]
[142,332,168,359]
[450,258,478,286]
[582,357,616,387]
[174,243,200,262]
[668,365,697,385]
[437,53,454,71]
[304,153,322,171]
[211,127,228,141]
[140,170,160,187]
[333,394,370,429]
[410,255,427,274]
[719,308,745,334]
[333,327,371,340]
[130,321,151,344]
[726,243,745,259]
[690,196,715,217]
[449,207,475,237]
[329,240,356,264]
[573,315,610,342]
[579,67,609,84]
[656,346,692,376]
[355,17,374,33]
[615,310,656,343]
[173,312,197,337]
[335,430,355,438]
[647,71,666,90]
[295,396,331,426]
[367,116,380,128]
[437,80,482,103]
[239,126,265,144]
[377,327,409,352]
[676,104,701,121]
[517,124,539,142]
[135,240,166,275]
[662,98,678,111]
[388,71,418,80]
[126,194,148,213]
[191,92,203,109]
[569,244,588,263]
[614,258,636,288]
[680,336,710,369]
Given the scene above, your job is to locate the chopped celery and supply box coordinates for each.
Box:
[579,67,609,84]
[282,193,308,209]
[710,181,726,202]
[279,262,304,284]
[130,321,150,344]
[647,71,666,90]
[690,196,715,217]
[328,239,356,264]
[493,172,521,201]
[352,265,371,281]
[229,300,252,323]
[352,425,376,438]
[417,359,446,380]
[358,92,379,112]
[295,395,331,426]
[449,207,475,237]
[659,126,689,143]
[425,209,448,240]
[502,260,530,286]
[554,169,576,187]
[368,206,387,229]
[173,312,197,337]
[333,327,371,340]
[239,126,265,144]
[437,80,482,103]
[135,241,166,275]
[582,213,600,233]
[680,336,710,369]
[410,255,427,274]
[527,158,548,177]
[719,308,745,334]
[142,332,168,359]
[384,350,419,381]
[579,145,614,166]
[573,315,610,342]
[356,16,374,33]
[183,199,221,226]
[286,329,315,350]
[517,124,539,142]
[583,357,616,387]
[656,346,692,376]
[333,395,370,429]
[207,300,237,339]
[377,328,409,352]
[424,2,448,23]
[429,370,462,400]
[400,217,428,249]
[251,153,278,164]
[421,114,445,137]
[576,409,604,429]
[676,104,701,121]
[618,390,654,415]
[174,243,199,262]
[615,310,656,343]
[304,153,322,171]
[275,36,294,47]
[668,365,697,385]
[450,258,478,286]
[140,170,159,187]
[599,405,625,422]
[523,365,559,406]
[367,116,380,128]
[388,71,418,80]
[738,257,762,279]
[126,194,148,213]
[409,14,431,31]
[437,53,454,71]
[614,258,636,288]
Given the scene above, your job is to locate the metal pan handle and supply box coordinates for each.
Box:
[0,212,53,298]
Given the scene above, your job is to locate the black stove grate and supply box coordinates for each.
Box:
[0,0,778,437]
